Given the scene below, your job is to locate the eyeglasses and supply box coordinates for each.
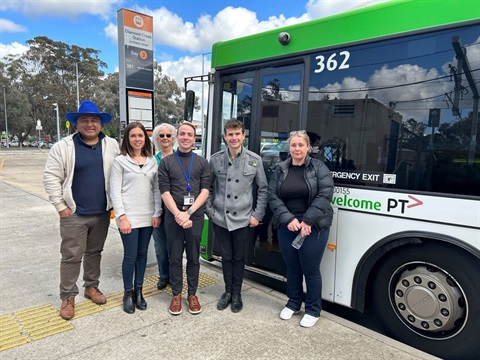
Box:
[290,130,306,136]
[158,134,172,138]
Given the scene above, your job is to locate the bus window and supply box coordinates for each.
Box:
[306,25,480,196]
[259,68,302,174]
[218,77,253,150]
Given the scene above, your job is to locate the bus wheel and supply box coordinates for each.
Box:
[371,243,480,360]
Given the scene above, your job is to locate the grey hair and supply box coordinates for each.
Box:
[152,123,176,150]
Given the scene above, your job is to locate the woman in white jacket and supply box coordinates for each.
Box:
[110,122,162,314]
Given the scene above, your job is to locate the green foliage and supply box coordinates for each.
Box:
[0,37,189,143]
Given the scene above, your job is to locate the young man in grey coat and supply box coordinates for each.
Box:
[206,119,268,312]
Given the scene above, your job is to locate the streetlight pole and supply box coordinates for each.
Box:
[201,53,205,124]
[53,103,61,142]
[3,86,9,148]
[75,62,80,110]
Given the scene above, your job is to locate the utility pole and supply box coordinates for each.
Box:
[3,86,9,148]
[53,103,61,142]
[75,62,80,109]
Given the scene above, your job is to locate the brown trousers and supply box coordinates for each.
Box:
[59,212,110,300]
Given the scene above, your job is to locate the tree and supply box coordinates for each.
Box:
[95,72,120,139]
[0,68,32,143]
[3,36,107,141]
[1,37,191,142]
[153,63,192,125]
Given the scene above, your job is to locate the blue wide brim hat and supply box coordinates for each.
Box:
[65,100,112,125]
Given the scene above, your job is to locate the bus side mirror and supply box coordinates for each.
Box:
[184,90,195,121]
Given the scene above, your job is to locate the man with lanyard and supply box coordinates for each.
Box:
[158,121,210,315]
[206,119,268,312]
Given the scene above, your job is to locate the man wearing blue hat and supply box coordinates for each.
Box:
[43,100,119,320]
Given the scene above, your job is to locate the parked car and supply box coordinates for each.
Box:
[261,141,290,167]
[2,140,19,147]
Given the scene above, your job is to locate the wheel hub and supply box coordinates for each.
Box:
[392,264,465,335]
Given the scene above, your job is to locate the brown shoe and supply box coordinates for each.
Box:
[187,295,202,314]
[169,295,182,315]
[60,297,75,320]
[84,287,107,304]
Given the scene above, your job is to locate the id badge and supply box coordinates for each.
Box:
[184,196,195,206]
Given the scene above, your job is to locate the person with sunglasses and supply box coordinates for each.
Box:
[268,130,334,328]
[151,123,176,291]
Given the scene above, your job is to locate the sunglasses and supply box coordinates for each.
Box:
[290,130,306,136]
[158,134,172,138]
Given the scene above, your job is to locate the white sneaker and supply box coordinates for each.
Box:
[279,307,299,320]
[300,314,319,327]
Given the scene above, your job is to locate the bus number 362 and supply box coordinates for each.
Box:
[314,51,351,73]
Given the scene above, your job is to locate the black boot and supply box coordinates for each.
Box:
[216,292,232,310]
[123,290,135,314]
[231,293,243,313]
[134,286,147,310]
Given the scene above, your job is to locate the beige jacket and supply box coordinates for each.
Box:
[43,133,119,213]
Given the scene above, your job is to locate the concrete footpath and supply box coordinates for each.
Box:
[0,150,438,360]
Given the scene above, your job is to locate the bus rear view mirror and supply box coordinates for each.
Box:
[184,90,195,121]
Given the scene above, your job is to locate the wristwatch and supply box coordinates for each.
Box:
[186,208,194,216]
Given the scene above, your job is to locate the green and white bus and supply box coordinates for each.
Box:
[185,1,480,358]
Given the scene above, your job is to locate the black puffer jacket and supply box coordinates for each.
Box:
[268,156,334,231]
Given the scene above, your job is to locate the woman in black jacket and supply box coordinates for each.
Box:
[268,130,334,327]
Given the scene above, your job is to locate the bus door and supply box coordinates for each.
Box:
[204,72,255,262]
[250,65,304,275]
[205,65,304,276]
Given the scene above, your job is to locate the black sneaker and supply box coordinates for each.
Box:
[157,278,169,290]
[216,292,232,310]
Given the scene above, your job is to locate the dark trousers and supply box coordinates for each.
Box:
[212,223,249,295]
[153,222,169,279]
[120,226,153,290]
[164,210,204,296]
[277,220,329,317]
[59,212,110,299]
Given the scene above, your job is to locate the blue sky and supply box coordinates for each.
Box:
[0,0,390,115]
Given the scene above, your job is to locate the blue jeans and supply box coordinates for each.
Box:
[120,227,153,291]
[152,222,169,279]
[277,221,329,317]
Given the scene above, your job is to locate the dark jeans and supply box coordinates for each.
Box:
[277,220,329,317]
[164,210,204,296]
[120,226,153,291]
[153,222,169,279]
[212,223,249,295]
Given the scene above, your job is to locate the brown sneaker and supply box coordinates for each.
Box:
[84,287,107,304]
[169,295,182,315]
[187,295,202,314]
[60,297,75,320]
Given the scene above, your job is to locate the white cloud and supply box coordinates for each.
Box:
[105,4,312,53]
[0,0,121,20]
[158,54,211,119]
[306,0,390,18]
[0,18,27,32]
[0,41,29,61]
[103,22,118,44]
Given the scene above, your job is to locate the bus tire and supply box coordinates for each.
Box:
[370,242,480,360]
